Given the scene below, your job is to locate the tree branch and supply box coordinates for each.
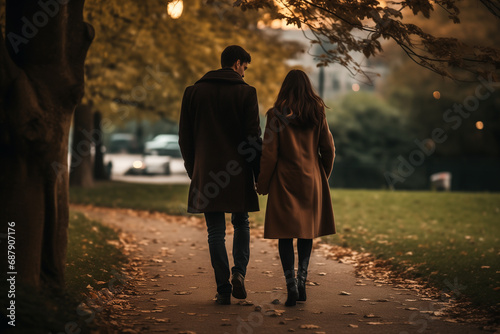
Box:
[274,0,500,80]
[480,0,500,19]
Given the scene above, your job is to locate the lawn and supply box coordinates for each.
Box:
[65,211,128,296]
[69,181,500,310]
[0,211,127,333]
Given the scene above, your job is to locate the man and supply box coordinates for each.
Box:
[178,45,262,305]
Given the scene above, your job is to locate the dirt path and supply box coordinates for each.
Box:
[71,204,487,334]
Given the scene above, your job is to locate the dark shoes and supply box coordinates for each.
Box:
[215,292,231,305]
[285,278,299,307]
[215,272,246,304]
[231,272,247,299]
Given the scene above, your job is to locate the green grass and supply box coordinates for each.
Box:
[69,181,500,310]
[1,211,127,333]
[70,180,190,215]
[65,211,128,296]
[327,191,499,309]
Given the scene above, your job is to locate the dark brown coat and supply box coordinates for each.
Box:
[256,110,336,239]
[179,69,262,213]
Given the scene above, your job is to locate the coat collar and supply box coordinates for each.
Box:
[195,68,248,85]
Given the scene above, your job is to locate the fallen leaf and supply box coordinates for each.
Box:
[155,318,170,323]
[306,281,320,286]
[299,324,320,329]
[265,309,285,317]
[339,291,351,295]
[237,300,254,306]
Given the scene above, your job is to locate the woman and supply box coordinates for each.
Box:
[256,69,336,307]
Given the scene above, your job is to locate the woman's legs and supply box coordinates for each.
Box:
[278,238,294,281]
[297,238,313,301]
[278,238,299,306]
[297,238,312,273]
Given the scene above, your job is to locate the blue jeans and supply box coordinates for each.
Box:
[204,212,250,294]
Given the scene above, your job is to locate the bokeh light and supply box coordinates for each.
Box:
[352,83,360,92]
[167,0,183,19]
[433,91,441,99]
[476,121,484,130]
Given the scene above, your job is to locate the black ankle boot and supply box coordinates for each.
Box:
[297,270,307,301]
[285,278,299,307]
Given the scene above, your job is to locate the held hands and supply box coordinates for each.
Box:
[254,182,267,196]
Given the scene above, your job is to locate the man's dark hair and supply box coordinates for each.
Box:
[221,45,251,68]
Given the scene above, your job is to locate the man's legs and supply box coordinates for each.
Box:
[230,212,250,299]
[204,212,232,295]
[231,212,250,276]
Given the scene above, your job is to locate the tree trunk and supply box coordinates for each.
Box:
[0,0,94,291]
[70,103,94,187]
[93,110,109,180]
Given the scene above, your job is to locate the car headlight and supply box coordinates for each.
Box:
[132,160,145,169]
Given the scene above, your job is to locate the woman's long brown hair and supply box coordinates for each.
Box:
[269,69,326,128]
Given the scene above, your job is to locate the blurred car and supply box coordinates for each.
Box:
[144,134,181,152]
[126,135,182,175]
[108,133,139,153]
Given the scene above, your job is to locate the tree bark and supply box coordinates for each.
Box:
[0,0,94,291]
[70,103,94,187]
[93,110,109,180]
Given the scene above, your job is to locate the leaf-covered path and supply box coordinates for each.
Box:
[71,204,486,334]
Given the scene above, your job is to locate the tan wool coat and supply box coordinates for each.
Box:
[256,110,336,239]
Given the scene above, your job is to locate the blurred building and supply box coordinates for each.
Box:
[278,28,389,101]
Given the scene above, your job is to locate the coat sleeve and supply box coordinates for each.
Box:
[318,116,335,178]
[178,87,195,179]
[256,112,280,195]
[242,87,262,182]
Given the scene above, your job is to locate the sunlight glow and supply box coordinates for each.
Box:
[167,0,183,19]
[257,19,300,30]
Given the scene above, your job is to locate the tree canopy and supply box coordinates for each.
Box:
[81,0,303,129]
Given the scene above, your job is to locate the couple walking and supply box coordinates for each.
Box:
[178,45,336,307]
